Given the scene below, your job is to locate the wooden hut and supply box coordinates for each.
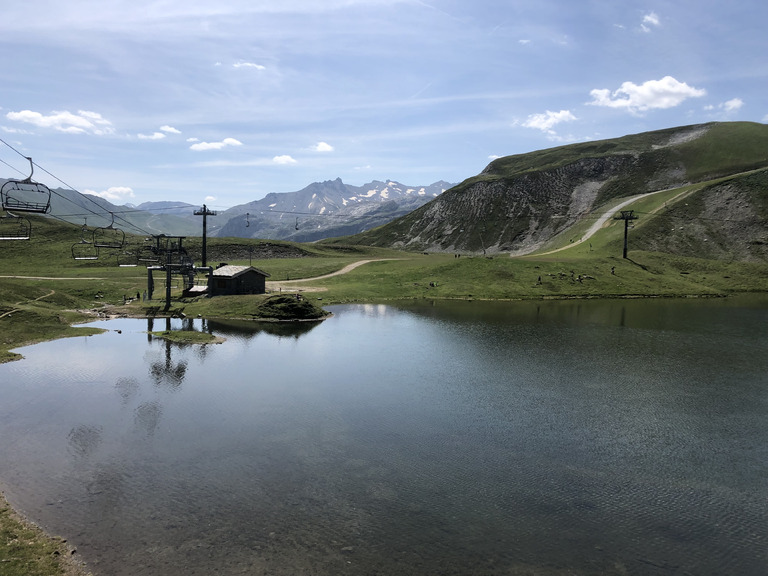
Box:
[207,265,270,295]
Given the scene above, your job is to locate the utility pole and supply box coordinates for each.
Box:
[614,210,639,259]
[194,204,217,267]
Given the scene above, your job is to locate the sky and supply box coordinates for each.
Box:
[1,0,766,210]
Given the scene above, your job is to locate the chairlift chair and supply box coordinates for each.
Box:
[72,241,99,260]
[71,220,99,260]
[116,248,138,267]
[92,212,126,249]
[0,157,52,214]
[0,212,31,240]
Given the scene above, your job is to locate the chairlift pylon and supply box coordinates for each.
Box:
[0,211,31,240]
[0,157,52,214]
[92,212,125,249]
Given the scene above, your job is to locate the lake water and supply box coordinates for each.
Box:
[1,297,767,575]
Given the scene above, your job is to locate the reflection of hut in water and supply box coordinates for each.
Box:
[205,318,321,339]
[207,265,270,296]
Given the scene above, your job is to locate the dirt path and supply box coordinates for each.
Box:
[266,259,399,292]
[0,288,56,318]
[537,186,694,256]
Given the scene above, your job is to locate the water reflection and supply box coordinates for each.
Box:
[67,424,103,459]
[0,299,766,576]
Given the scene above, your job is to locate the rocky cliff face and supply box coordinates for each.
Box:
[367,154,647,254]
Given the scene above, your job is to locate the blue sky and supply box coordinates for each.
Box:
[1,0,766,209]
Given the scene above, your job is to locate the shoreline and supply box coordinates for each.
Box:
[0,490,93,576]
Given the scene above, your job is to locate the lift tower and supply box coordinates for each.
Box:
[194,204,217,267]
[614,210,639,259]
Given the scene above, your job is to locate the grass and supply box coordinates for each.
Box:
[0,494,89,576]
[148,330,222,344]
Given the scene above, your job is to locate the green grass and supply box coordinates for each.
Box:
[148,330,222,344]
[1,495,87,576]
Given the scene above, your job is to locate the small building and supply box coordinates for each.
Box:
[207,265,270,296]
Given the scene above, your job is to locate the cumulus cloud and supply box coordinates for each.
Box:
[588,76,706,113]
[189,137,243,151]
[641,12,660,32]
[5,109,113,135]
[204,195,216,203]
[161,125,181,134]
[233,61,266,70]
[722,98,744,112]
[313,141,334,152]
[523,110,577,134]
[138,132,166,140]
[272,155,297,165]
[86,186,135,202]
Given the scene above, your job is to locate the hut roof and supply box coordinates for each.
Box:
[210,265,270,278]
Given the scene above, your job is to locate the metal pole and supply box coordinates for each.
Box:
[194,204,217,268]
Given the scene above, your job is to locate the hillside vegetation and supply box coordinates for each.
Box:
[333,122,768,255]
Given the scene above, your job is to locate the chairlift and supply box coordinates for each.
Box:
[137,239,160,264]
[92,212,125,249]
[0,157,52,214]
[116,247,138,267]
[295,217,299,230]
[71,220,99,260]
[245,212,250,227]
[0,212,31,240]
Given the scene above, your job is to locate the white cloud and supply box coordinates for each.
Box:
[233,61,266,70]
[189,137,243,151]
[86,186,135,202]
[488,154,502,160]
[186,137,199,142]
[204,195,216,203]
[722,98,743,112]
[313,141,334,152]
[588,76,706,113]
[272,155,297,165]
[161,125,181,134]
[138,132,166,140]
[5,109,113,135]
[641,12,660,32]
[523,109,577,134]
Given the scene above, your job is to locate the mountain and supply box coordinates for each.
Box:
[210,178,454,241]
[2,177,451,241]
[336,122,768,260]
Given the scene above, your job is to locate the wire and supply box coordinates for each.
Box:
[0,137,157,237]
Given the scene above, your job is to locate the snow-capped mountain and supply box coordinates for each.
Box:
[212,178,454,241]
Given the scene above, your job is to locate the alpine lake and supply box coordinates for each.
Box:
[1,296,767,576]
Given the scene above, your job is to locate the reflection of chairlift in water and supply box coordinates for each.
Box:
[71,220,99,260]
[92,212,125,249]
[0,212,31,240]
[0,157,52,214]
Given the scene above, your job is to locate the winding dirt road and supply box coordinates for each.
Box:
[537,186,693,256]
[266,258,399,292]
